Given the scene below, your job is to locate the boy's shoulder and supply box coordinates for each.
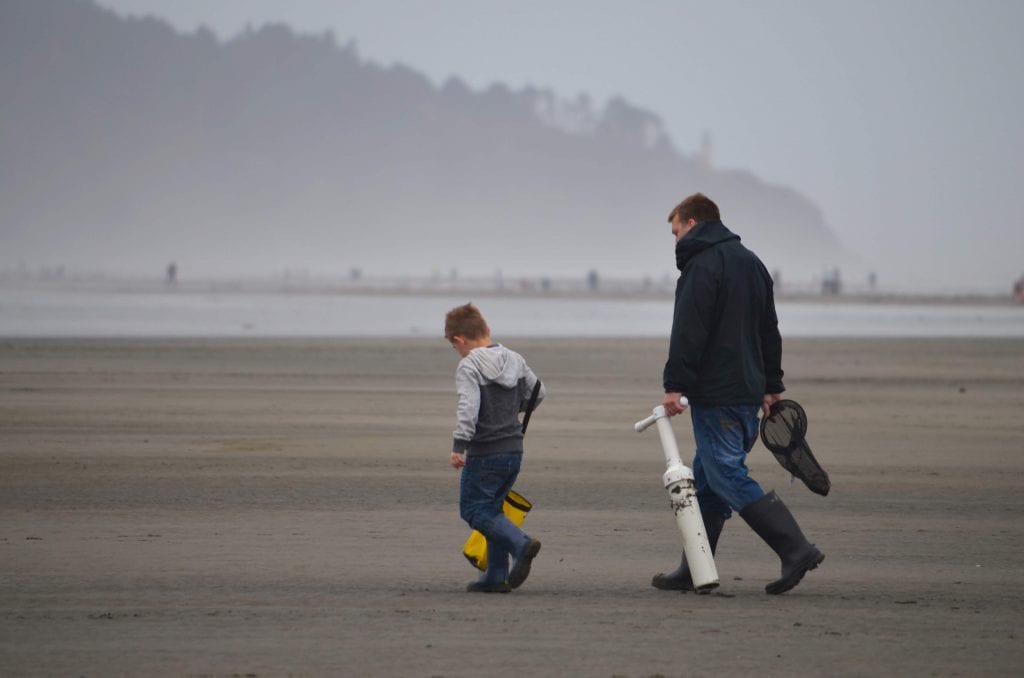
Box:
[455,344,532,382]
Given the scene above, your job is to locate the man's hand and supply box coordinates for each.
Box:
[450,452,466,469]
[762,393,782,418]
[662,392,688,416]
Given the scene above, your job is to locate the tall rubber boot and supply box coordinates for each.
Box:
[467,538,511,593]
[651,512,727,592]
[740,490,825,594]
[482,514,541,590]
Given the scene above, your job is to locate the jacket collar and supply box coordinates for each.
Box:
[675,219,740,271]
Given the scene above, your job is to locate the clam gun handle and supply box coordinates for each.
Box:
[634,396,689,432]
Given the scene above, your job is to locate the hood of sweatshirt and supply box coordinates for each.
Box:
[675,219,740,272]
[464,344,524,388]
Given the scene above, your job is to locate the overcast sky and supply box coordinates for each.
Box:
[98,0,1024,293]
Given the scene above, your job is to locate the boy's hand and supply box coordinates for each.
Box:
[450,452,466,469]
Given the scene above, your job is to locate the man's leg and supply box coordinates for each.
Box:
[651,510,726,591]
[688,405,764,511]
[740,490,824,594]
[651,451,729,591]
[691,405,824,594]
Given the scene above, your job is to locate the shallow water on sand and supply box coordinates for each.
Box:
[2,286,1022,338]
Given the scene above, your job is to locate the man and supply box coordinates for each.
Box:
[654,192,824,595]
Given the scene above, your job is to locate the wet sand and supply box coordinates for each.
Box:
[2,337,1022,676]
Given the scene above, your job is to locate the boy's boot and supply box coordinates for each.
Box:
[739,490,825,595]
[467,539,511,593]
[651,511,727,592]
[482,514,541,590]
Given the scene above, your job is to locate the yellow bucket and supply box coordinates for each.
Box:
[462,489,532,571]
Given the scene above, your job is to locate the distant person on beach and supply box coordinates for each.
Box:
[654,192,824,595]
[445,303,544,593]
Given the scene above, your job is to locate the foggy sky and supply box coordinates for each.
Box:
[95,0,1024,293]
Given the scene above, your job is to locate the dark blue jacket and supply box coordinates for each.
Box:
[663,220,784,405]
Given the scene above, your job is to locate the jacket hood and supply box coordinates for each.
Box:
[675,219,740,271]
[465,344,524,388]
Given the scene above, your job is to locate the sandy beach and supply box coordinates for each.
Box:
[2,336,1022,677]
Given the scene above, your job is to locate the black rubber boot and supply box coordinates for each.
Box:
[507,538,541,590]
[466,580,511,593]
[651,511,727,592]
[740,490,824,594]
[483,514,541,590]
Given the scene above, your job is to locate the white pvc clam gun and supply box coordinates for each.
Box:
[634,397,720,592]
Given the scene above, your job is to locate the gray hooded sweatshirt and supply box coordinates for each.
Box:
[452,344,544,456]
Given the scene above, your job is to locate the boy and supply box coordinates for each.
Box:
[445,303,544,593]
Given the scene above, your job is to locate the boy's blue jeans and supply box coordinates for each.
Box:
[689,404,765,518]
[459,452,522,530]
[460,452,524,583]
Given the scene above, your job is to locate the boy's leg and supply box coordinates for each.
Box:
[460,453,522,532]
[488,514,541,589]
[466,537,510,593]
[484,538,510,582]
[460,453,539,591]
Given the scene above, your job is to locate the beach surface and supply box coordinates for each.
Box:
[2,337,1022,677]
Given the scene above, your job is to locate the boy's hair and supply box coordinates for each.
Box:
[668,192,721,224]
[445,302,489,341]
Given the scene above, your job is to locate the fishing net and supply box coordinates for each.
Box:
[759,399,830,496]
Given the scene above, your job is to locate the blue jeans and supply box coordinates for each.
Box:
[459,452,522,532]
[460,453,523,583]
[689,404,765,518]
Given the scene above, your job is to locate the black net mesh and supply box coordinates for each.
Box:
[759,400,831,496]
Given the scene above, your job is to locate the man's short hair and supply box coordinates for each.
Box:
[668,192,721,224]
[445,302,489,341]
